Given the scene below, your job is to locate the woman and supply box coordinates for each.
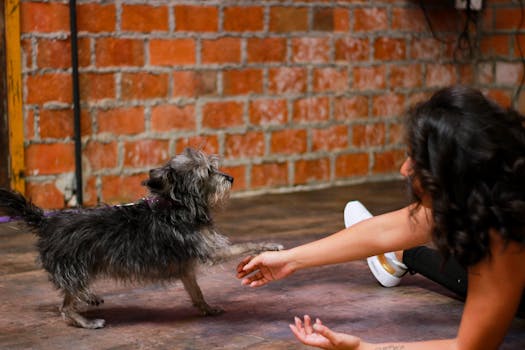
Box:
[236,86,525,349]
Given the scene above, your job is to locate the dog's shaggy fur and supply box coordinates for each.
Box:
[0,148,282,329]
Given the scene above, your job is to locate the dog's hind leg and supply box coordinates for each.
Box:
[180,268,224,316]
[60,291,105,329]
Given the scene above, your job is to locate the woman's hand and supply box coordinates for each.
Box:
[236,250,296,287]
[290,315,362,350]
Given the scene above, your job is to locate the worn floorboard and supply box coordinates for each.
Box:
[1,180,524,349]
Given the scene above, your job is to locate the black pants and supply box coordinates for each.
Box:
[403,246,525,314]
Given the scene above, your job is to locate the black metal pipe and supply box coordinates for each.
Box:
[69,0,83,206]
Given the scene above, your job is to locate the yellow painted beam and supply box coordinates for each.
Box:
[4,0,25,193]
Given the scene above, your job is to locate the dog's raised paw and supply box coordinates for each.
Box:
[263,243,284,251]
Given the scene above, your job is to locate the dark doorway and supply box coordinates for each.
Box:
[0,3,9,189]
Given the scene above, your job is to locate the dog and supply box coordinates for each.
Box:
[0,148,282,329]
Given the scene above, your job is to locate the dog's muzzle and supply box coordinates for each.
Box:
[218,172,234,184]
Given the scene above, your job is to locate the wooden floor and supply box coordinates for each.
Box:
[1,180,524,349]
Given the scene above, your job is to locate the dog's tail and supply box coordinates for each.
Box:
[0,188,44,228]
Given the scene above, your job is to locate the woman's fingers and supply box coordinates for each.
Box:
[304,315,314,335]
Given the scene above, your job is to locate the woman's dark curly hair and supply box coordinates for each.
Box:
[405,85,525,267]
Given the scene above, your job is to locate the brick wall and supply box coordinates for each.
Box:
[19,0,524,208]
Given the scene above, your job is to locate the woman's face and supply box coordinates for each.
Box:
[400,157,432,208]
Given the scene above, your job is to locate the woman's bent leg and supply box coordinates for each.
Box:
[402,246,468,297]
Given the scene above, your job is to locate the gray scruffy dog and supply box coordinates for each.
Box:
[0,148,282,329]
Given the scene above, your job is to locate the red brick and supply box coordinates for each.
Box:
[354,8,387,31]
[477,63,494,84]
[247,38,287,63]
[458,64,475,85]
[223,69,263,95]
[249,99,288,126]
[335,37,370,61]
[101,174,148,204]
[388,123,405,145]
[495,62,523,85]
[122,5,169,32]
[480,34,511,58]
[77,3,116,32]
[515,35,525,58]
[334,96,369,121]
[334,8,350,32]
[408,91,434,107]
[292,37,331,63]
[390,64,422,88]
[353,123,386,147]
[96,38,144,67]
[83,177,98,207]
[26,182,64,209]
[269,7,309,32]
[175,5,218,32]
[372,93,405,118]
[411,38,442,60]
[202,38,241,64]
[21,2,69,33]
[353,66,386,90]
[25,109,35,140]
[374,37,406,60]
[21,39,32,69]
[313,8,334,31]
[484,89,512,107]
[294,158,330,185]
[26,73,72,104]
[173,71,217,97]
[151,104,196,132]
[270,129,307,155]
[426,64,457,87]
[97,107,145,135]
[78,38,91,67]
[79,73,116,101]
[391,8,426,32]
[293,97,330,123]
[312,125,349,152]
[494,8,524,30]
[150,39,196,66]
[37,39,71,69]
[313,67,348,92]
[373,149,406,173]
[268,67,307,94]
[251,162,288,188]
[175,136,220,155]
[424,9,461,32]
[224,6,264,31]
[222,165,246,191]
[225,131,265,159]
[39,109,69,138]
[335,153,369,178]
[26,143,75,175]
[202,101,244,129]
[121,73,169,99]
[85,141,118,170]
[123,140,170,168]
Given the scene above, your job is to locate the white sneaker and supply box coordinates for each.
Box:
[343,200,407,288]
[367,252,407,287]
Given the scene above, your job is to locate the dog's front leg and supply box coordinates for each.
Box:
[60,291,105,329]
[180,268,223,316]
[214,242,284,261]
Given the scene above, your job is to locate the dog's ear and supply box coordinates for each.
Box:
[142,167,173,194]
